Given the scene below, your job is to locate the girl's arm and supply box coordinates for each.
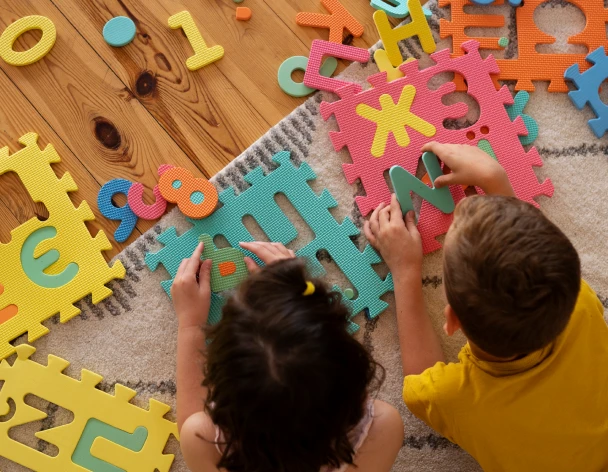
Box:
[171,242,213,431]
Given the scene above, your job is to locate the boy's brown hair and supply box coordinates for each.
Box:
[443,195,581,358]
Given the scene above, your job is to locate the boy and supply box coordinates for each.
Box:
[364,142,608,471]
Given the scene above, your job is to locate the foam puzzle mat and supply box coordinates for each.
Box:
[439,0,608,92]
[0,133,125,360]
[320,41,553,253]
[0,345,177,471]
[146,151,394,332]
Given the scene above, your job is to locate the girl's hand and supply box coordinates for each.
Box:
[421,142,515,197]
[171,242,213,329]
[364,194,422,279]
[239,241,296,273]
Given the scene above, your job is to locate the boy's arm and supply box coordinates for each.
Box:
[421,142,515,197]
[365,196,445,376]
[171,243,213,432]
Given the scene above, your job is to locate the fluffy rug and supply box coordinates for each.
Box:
[4,1,607,471]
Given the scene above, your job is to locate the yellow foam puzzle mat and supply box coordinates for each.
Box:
[0,133,125,360]
[0,15,56,66]
[0,344,178,471]
[168,11,224,71]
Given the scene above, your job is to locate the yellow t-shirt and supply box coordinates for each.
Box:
[403,280,608,472]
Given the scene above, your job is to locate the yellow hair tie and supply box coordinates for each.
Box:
[302,281,315,296]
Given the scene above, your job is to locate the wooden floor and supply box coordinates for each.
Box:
[0,0,409,259]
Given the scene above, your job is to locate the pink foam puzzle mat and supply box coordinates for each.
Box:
[320,41,553,254]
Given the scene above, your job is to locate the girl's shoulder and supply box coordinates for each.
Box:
[180,411,223,472]
[342,400,403,472]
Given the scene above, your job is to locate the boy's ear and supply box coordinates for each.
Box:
[443,304,462,337]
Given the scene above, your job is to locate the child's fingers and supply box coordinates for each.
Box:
[363,221,376,245]
[175,258,189,279]
[244,257,260,273]
[422,142,453,165]
[369,202,384,234]
[198,259,212,291]
[433,173,457,189]
[405,211,421,239]
[389,194,402,223]
[186,242,204,275]
[380,205,391,227]
[240,241,275,263]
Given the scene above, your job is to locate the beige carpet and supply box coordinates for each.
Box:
[3,1,607,471]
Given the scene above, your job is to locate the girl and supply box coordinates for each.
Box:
[171,240,403,472]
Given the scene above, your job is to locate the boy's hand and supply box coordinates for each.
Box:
[421,142,515,197]
[171,242,213,330]
[364,194,422,277]
[239,241,295,273]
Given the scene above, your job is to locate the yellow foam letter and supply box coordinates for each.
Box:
[0,15,56,66]
[168,11,224,71]
[373,0,435,67]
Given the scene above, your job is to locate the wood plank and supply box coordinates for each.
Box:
[0,0,212,196]
[0,199,26,245]
[51,0,272,173]
[0,69,144,258]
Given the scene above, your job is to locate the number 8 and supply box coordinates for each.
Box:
[158,167,218,219]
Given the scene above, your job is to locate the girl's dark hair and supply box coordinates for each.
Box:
[203,258,384,472]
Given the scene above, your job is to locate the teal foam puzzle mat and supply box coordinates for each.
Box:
[146,151,394,332]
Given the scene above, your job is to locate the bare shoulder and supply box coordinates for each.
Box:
[346,400,404,472]
[180,412,222,472]
[369,400,404,442]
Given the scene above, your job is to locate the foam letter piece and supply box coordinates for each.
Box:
[98,178,138,243]
[370,0,432,19]
[146,152,394,332]
[390,152,455,214]
[168,11,224,71]
[158,166,218,219]
[0,15,56,66]
[73,419,147,472]
[296,0,364,44]
[278,56,338,97]
[505,91,538,145]
[356,85,436,157]
[304,40,370,94]
[0,133,125,359]
[21,227,79,289]
[373,0,436,68]
[320,41,554,253]
[440,0,608,92]
[236,7,252,21]
[373,49,415,82]
[0,345,177,471]
[565,47,608,138]
[102,16,137,48]
[198,234,248,292]
[127,183,167,220]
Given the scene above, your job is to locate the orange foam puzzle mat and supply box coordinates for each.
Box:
[0,133,125,360]
[440,0,608,92]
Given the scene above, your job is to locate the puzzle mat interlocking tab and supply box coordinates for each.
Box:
[565,47,608,138]
[146,151,394,332]
[0,344,177,471]
[320,41,554,253]
[0,133,125,360]
[439,0,608,92]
